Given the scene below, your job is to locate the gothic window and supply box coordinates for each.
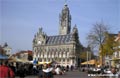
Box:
[59,52,61,58]
[55,48,57,52]
[39,52,41,56]
[67,52,69,58]
[48,59,50,62]
[63,21,66,26]
[40,54,43,58]
[62,51,65,57]
[45,48,47,52]
[48,48,51,52]
[44,58,46,62]
[57,52,59,57]
[67,48,69,52]
[56,52,58,57]
[65,52,67,57]
[59,59,61,62]
[67,59,69,62]
[54,52,56,55]
[38,58,42,62]
[47,52,49,58]
[63,59,65,62]
[62,13,66,20]
[61,52,63,57]
[42,54,44,58]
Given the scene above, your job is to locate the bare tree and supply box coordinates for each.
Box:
[87,22,109,65]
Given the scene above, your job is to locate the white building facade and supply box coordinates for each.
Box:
[33,4,82,66]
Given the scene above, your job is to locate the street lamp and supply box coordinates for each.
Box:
[87,46,91,70]
[87,51,89,69]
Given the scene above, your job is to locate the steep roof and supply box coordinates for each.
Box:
[115,32,120,42]
[46,34,73,45]
[108,33,117,37]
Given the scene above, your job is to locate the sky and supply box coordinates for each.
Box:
[0,0,120,54]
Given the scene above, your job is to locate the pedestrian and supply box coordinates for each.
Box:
[55,65,62,75]
[43,64,54,78]
[9,62,16,74]
[66,65,69,72]
[38,65,43,78]
[70,65,74,71]
[18,64,26,78]
[33,64,38,75]
[0,60,15,78]
[48,64,54,78]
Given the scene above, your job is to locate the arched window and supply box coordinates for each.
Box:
[63,58,65,62]
[67,52,69,58]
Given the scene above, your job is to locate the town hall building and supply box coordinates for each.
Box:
[33,4,83,66]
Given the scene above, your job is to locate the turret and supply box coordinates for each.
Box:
[59,4,71,35]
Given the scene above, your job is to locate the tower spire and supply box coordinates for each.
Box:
[59,1,71,35]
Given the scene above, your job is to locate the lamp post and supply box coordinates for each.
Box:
[87,51,89,69]
[87,46,90,68]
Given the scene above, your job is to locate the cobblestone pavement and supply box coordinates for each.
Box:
[16,70,115,78]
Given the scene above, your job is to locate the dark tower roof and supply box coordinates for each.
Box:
[63,4,69,10]
[3,43,8,47]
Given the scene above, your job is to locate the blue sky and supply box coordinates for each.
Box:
[1,0,120,54]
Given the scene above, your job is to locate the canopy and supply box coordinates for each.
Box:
[81,59,96,65]
[0,55,8,59]
[38,62,51,65]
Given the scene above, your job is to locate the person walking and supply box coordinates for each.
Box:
[38,65,43,78]
[0,60,15,78]
[43,64,54,78]
[18,64,26,78]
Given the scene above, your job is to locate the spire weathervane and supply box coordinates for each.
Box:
[64,0,67,5]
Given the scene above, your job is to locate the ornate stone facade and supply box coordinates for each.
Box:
[33,4,82,66]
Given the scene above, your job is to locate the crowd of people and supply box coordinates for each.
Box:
[32,64,75,78]
[0,60,15,78]
[1,60,120,78]
[0,60,75,78]
[79,65,120,78]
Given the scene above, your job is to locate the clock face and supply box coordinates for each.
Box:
[38,40,41,44]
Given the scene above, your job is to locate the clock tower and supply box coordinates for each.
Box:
[33,1,82,67]
[59,4,71,35]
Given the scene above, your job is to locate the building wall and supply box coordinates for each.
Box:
[110,32,120,67]
[33,43,80,66]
